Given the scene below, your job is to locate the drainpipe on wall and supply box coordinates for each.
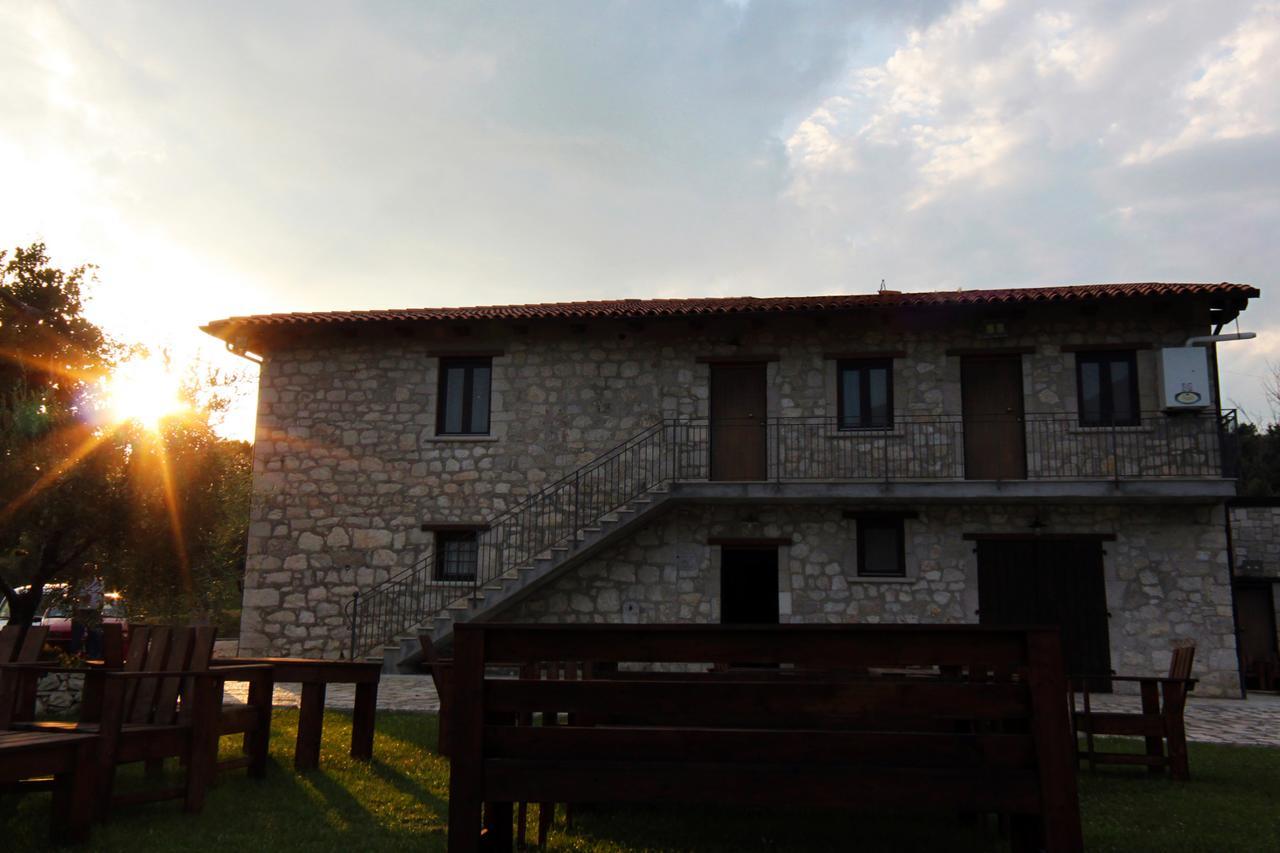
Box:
[1204,323,1249,698]
[1223,504,1247,699]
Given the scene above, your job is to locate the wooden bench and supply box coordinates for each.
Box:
[1071,644,1197,780]
[445,623,1083,853]
[0,731,98,842]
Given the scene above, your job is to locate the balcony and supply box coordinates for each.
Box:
[657,411,1237,501]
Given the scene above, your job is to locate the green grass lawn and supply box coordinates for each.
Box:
[4,711,1278,851]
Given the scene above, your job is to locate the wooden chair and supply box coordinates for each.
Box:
[1071,644,1197,780]
[2,625,273,817]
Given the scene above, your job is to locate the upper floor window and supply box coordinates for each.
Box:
[435,531,479,581]
[1076,351,1139,427]
[437,357,492,435]
[856,516,906,578]
[838,359,893,430]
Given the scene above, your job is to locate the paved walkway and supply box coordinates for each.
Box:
[225,674,441,712]
[225,676,1280,748]
[1076,691,1280,748]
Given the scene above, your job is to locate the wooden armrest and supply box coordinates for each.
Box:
[1070,674,1196,685]
[100,669,220,679]
[207,664,275,681]
[0,663,97,676]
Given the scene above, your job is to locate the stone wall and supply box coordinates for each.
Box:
[503,501,1240,696]
[1231,504,1280,579]
[1229,502,1280,663]
[239,301,1217,658]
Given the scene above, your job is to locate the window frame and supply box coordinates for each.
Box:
[436,356,493,436]
[836,358,895,431]
[434,530,479,581]
[855,516,906,578]
[1075,350,1140,427]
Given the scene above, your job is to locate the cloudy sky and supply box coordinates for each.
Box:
[2,0,1276,438]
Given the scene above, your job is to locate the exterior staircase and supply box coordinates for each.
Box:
[375,488,672,671]
[346,421,689,671]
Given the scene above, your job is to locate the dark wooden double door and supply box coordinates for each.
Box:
[977,537,1112,688]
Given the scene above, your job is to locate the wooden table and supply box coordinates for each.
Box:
[0,731,99,842]
[214,657,382,771]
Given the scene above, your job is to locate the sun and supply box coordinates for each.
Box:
[104,357,187,431]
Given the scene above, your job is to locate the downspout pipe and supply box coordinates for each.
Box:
[1192,327,1254,697]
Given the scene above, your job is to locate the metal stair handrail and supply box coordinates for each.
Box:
[344,420,674,657]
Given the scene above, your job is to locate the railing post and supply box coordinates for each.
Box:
[883,427,890,484]
[1110,419,1120,484]
[573,469,581,538]
[349,591,359,661]
[773,418,780,482]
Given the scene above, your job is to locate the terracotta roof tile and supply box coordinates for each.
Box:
[202,282,1258,347]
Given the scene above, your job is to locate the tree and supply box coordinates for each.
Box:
[0,244,124,627]
[0,243,253,635]
[1235,421,1280,497]
[113,416,252,630]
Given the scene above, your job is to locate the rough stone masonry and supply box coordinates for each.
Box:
[235,299,1241,695]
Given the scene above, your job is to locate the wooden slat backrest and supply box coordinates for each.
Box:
[151,629,196,725]
[0,625,48,663]
[484,679,1032,727]
[14,626,49,663]
[1169,644,1195,680]
[0,625,18,663]
[125,626,216,725]
[175,627,216,725]
[479,624,1031,670]
[127,627,173,723]
[449,624,1083,853]
[119,625,152,715]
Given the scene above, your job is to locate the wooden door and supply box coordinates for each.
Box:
[1237,583,1279,674]
[720,547,779,624]
[962,356,1027,480]
[709,363,768,481]
[977,538,1112,689]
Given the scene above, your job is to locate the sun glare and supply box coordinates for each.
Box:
[104,358,187,431]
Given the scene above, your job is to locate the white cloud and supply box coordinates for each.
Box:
[779,0,1278,418]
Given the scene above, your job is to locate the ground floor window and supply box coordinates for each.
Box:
[856,516,905,577]
[435,531,479,581]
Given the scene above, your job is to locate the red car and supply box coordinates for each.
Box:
[37,591,128,651]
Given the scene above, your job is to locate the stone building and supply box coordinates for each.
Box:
[203,282,1259,696]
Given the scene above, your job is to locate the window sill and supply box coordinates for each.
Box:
[426,434,501,443]
[852,574,916,584]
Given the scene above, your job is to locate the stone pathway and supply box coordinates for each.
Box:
[224,674,440,712]
[1074,691,1280,748]
[224,675,1280,748]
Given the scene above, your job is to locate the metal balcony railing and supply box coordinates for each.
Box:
[664,410,1238,482]
[345,410,1236,657]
